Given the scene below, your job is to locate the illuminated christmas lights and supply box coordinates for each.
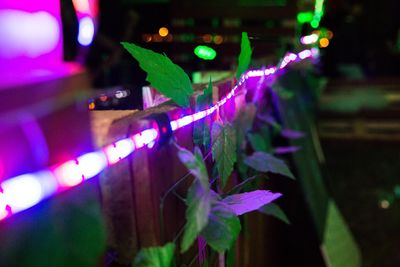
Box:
[0,49,316,221]
[311,0,325,29]
[300,33,319,45]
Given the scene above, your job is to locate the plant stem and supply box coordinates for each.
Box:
[224,175,259,195]
[219,252,225,267]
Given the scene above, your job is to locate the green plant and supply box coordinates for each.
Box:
[123,33,295,267]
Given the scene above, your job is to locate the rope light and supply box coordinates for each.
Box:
[0,49,316,221]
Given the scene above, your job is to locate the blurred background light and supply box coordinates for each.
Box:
[319,37,330,48]
[77,16,95,46]
[158,27,169,37]
[297,11,313,24]
[194,45,217,60]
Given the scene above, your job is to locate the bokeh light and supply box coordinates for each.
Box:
[158,27,169,37]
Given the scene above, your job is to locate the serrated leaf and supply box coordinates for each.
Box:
[247,132,271,152]
[201,200,241,253]
[223,190,282,216]
[133,242,175,267]
[193,78,213,149]
[212,122,237,188]
[122,42,193,107]
[177,146,211,252]
[258,203,290,224]
[180,182,211,253]
[236,32,252,79]
[244,152,295,179]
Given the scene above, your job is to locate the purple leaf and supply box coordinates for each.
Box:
[280,128,305,139]
[244,152,295,179]
[274,146,301,154]
[222,190,282,216]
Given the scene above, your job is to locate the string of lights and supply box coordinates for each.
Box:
[0,48,318,221]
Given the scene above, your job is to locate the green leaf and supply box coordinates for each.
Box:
[198,77,213,104]
[212,122,237,188]
[180,180,211,252]
[258,203,290,224]
[236,32,252,79]
[244,152,295,179]
[177,146,211,252]
[247,132,271,152]
[201,200,241,253]
[121,42,193,107]
[133,242,175,267]
[177,146,209,189]
[193,78,213,149]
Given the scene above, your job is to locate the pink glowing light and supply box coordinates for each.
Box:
[53,151,106,187]
[104,138,135,165]
[131,128,158,149]
[72,0,91,15]
[54,160,85,187]
[72,0,99,18]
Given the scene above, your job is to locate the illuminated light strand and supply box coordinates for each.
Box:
[300,33,319,45]
[310,0,325,28]
[0,49,316,221]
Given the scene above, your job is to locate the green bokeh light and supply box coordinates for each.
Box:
[311,20,320,29]
[194,45,217,60]
[297,12,314,24]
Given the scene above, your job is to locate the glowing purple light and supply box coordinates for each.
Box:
[299,50,312,59]
[77,16,94,46]
[170,121,178,131]
[0,172,55,213]
[77,151,107,180]
[131,128,158,149]
[54,160,84,187]
[193,110,207,121]
[104,138,135,165]
[311,47,320,57]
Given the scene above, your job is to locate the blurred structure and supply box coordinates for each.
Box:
[0,0,97,182]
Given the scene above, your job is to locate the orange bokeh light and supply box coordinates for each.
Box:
[319,38,330,48]
[158,27,169,37]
